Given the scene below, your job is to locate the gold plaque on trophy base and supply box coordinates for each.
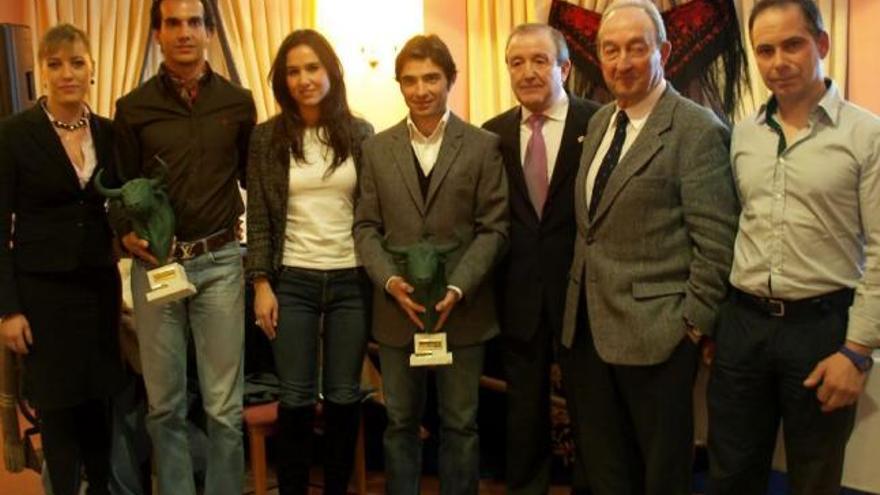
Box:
[409,332,453,367]
[145,263,197,305]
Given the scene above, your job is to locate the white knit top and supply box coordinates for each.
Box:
[282,128,359,269]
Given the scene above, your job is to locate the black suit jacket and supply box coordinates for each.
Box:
[483,96,598,342]
[0,104,117,316]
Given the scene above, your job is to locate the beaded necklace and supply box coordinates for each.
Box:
[40,98,89,131]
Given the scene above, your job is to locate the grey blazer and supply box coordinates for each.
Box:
[245,115,374,280]
[561,86,739,365]
[353,113,509,348]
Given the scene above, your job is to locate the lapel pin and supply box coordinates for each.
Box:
[577,135,585,143]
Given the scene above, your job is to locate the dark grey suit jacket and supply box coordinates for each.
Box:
[561,86,739,365]
[353,113,509,348]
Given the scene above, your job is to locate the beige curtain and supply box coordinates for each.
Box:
[466,0,848,124]
[735,0,847,117]
[26,0,152,118]
[466,1,535,126]
[216,0,316,122]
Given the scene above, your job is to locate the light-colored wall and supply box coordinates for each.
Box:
[424,0,469,120]
[848,0,880,114]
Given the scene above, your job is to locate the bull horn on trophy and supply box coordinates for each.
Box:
[95,155,196,304]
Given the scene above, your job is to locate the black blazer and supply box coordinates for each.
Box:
[0,104,117,316]
[483,96,598,342]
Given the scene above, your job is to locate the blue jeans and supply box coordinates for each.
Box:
[272,267,371,408]
[379,343,484,495]
[131,242,245,495]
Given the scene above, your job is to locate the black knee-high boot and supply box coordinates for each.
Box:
[322,401,361,495]
[276,405,315,495]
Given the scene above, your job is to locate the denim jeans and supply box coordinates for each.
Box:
[379,343,484,495]
[272,266,371,408]
[131,241,245,495]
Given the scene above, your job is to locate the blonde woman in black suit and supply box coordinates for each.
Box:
[0,24,123,495]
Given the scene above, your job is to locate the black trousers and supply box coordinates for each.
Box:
[559,304,698,495]
[40,398,112,495]
[503,323,554,494]
[707,290,856,495]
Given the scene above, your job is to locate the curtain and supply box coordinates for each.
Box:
[216,0,316,122]
[466,0,848,124]
[26,0,152,117]
[466,1,534,126]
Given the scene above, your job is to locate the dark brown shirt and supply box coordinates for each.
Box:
[111,65,256,241]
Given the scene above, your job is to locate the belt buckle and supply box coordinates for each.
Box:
[767,299,785,317]
[177,242,195,261]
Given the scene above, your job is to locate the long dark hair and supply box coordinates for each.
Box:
[268,29,356,176]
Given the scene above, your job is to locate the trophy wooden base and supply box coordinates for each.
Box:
[145,263,197,305]
[409,332,453,367]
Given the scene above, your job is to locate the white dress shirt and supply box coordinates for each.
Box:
[407,109,450,176]
[43,103,97,189]
[520,93,569,179]
[585,79,667,206]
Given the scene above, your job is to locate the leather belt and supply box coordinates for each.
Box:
[732,288,854,318]
[172,229,237,261]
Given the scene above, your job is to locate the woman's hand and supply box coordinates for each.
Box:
[1,314,32,355]
[253,278,279,340]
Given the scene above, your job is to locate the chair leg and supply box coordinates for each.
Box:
[249,426,268,495]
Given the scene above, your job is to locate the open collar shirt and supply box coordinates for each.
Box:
[729,80,880,347]
[407,109,450,176]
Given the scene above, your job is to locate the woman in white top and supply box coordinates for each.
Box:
[245,29,374,495]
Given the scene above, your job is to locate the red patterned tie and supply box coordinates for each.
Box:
[524,113,549,218]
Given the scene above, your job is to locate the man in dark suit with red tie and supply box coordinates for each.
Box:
[483,23,597,494]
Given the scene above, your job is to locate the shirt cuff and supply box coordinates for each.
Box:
[447,285,463,300]
[385,275,403,293]
[846,309,880,350]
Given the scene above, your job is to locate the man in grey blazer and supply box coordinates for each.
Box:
[559,1,738,494]
[353,34,508,495]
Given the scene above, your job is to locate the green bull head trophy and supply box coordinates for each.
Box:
[95,155,196,304]
[386,239,459,367]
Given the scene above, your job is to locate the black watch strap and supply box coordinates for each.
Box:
[839,345,874,372]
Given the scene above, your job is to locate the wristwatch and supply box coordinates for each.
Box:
[838,345,874,373]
